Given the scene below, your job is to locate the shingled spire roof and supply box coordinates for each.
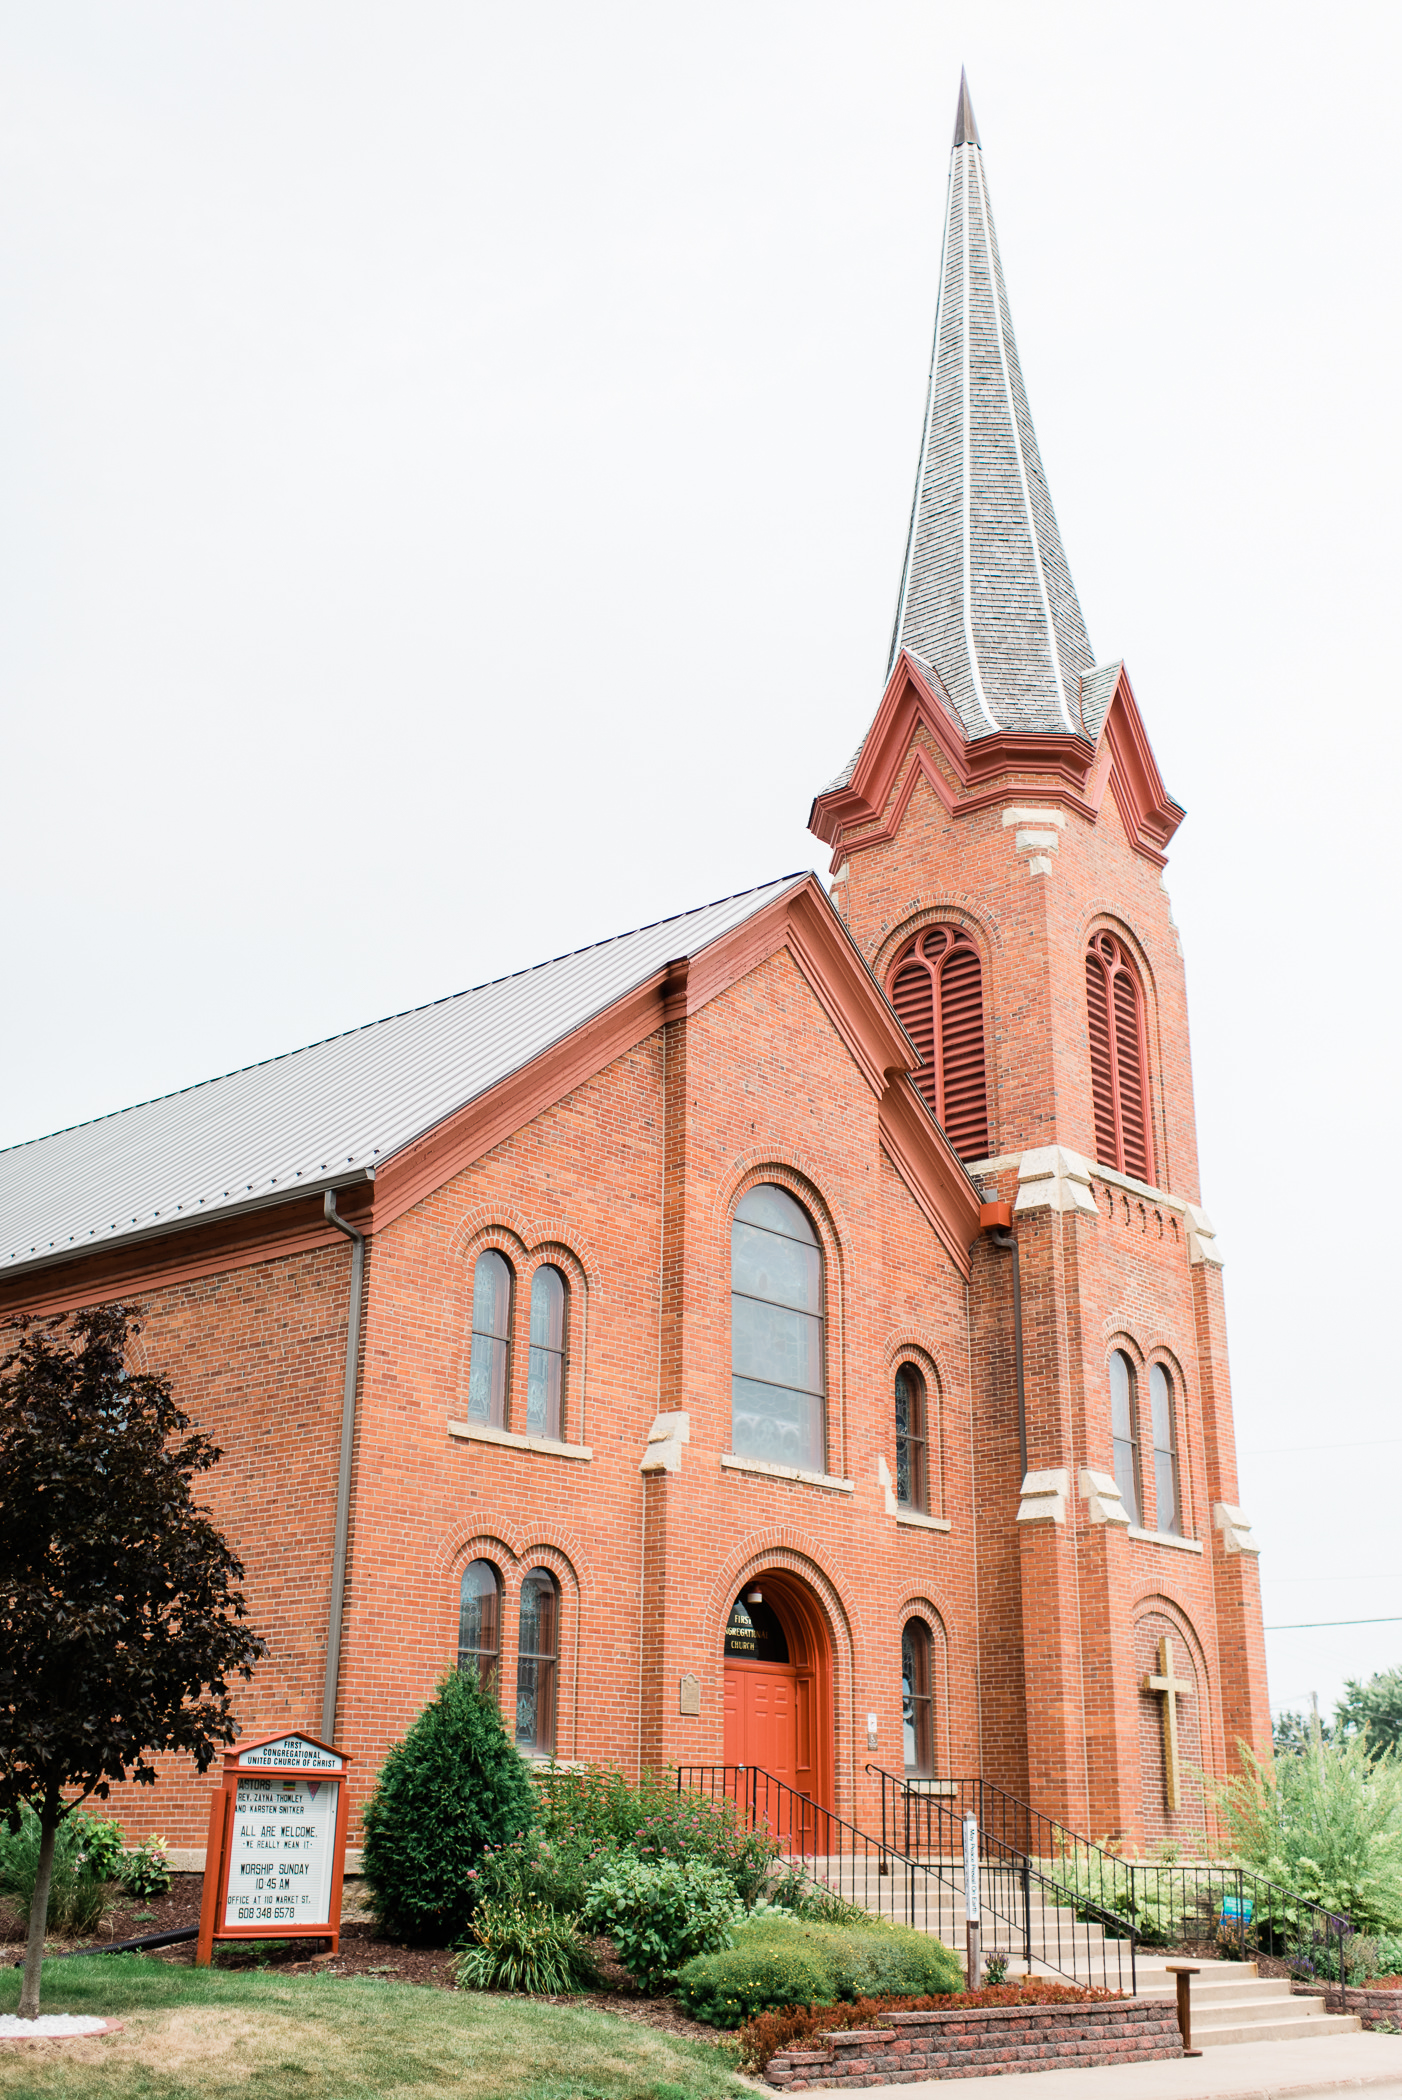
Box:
[885,71,1094,741]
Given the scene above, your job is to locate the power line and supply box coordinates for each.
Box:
[1242,1437,1402,1457]
[1264,1617,1402,1631]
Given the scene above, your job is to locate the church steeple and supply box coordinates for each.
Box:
[887,74,1093,739]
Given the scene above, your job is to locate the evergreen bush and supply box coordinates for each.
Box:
[675,1913,963,2026]
[361,1669,537,1944]
[581,1856,738,1989]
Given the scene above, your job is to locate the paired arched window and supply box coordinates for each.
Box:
[467,1250,572,1440]
[730,1184,826,1474]
[1109,1350,1141,1526]
[516,1568,558,1757]
[1148,1363,1181,1538]
[526,1266,568,1440]
[894,1365,927,1512]
[467,1250,513,1427]
[1086,932,1152,1183]
[458,1559,502,1687]
[890,926,988,1160]
[1109,1349,1183,1536]
[902,1620,934,1777]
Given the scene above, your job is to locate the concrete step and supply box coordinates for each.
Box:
[1188,2012,1362,2046]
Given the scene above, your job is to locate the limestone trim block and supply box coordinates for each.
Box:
[1214,1502,1261,1556]
[1017,1468,1070,1524]
[876,1454,951,1529]
[1185,1204,1226,1267]
[640,1409,690,1474]
[720,1452,854,1494]
[1127,1525,1203,1555]
[1080,1466,1133,1527]
[449,1419,592,1462]
[1015,1146,1098,1215]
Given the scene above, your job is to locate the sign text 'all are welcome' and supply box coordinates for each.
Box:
[197,1730,352,1964]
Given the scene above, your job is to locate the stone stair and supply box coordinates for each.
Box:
[802,1855,1364,2046]
[1132,1956,1362,2047]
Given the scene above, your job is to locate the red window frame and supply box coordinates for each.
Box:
[1085,931,1153,1182]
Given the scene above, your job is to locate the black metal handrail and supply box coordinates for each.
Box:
[676,1763,1137,1994]
[869,1766,1353,2012]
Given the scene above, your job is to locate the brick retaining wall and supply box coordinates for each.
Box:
[764,2001,1183,2088]
[1294,1981,1402,2031]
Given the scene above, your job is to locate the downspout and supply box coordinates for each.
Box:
[322,1190,366,1742]
[982,1207,1026,1482]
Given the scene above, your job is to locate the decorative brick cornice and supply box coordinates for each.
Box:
[809,653,1183,870]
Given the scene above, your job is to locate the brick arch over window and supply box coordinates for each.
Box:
[1086,929,1153,1182]
[888,925,988,1160]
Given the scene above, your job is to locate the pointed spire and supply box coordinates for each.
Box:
[952,68,980,149]
[884,76,1095,740]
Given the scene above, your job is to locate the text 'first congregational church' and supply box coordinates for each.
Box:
[0,76,1268,1854]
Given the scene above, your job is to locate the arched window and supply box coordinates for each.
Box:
[1109,1350,1141,1526]
[730,1183,825,1473]
[1149,1363,1181,1537]
[467,1249,513,1427]
[516,1569,558,1757]
[1085,932,1152,1183]
[902,1621,934,1777]
[526,1266,568,1440]
[457,1559,502,1687]
[889,926,988,1160]
[894,1365,927,1512]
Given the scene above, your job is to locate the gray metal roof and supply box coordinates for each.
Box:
[0,876,805,1280]
[834,75,1097,786]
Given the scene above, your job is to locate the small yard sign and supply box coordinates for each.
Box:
[196,1729,352,1964]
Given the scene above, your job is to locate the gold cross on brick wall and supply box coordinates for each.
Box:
[1144,1634,1191,1813]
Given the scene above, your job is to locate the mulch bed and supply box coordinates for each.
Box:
[3,1876,724,2041]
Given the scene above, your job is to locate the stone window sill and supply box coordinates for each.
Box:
[447,1419,592,1461]
[720,1453,854,1493]
[895,1507,952,1534]
[1127,1525,1202,1554]
[902,1778,958,1796]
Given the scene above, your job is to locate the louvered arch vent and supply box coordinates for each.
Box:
[1085,931,1153,1183]
[890,925,989,1161]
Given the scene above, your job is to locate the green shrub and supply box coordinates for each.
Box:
[362,1669,537,1945]
[454,1895,595,1994]
[535,1766,778,1905]
[1206,1735,1402,1935]
[675,1913,963,2026]
[119,1834,172,1900]
[581,1856,738,1990]
[0,1805,114,1938]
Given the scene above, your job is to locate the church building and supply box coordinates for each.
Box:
[0,77,1269,1856]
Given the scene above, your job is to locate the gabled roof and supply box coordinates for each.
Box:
[0,877,807,1280]
[875,73,1096,755]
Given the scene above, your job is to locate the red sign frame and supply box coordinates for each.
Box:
[196,1728,352,1965]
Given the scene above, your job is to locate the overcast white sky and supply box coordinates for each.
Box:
[3,2,1398,1728]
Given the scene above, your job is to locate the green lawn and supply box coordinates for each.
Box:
[0,1956,747,2100]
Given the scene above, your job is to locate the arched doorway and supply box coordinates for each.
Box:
[721,1569,834,1819]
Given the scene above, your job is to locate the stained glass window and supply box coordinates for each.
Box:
[467,1250,513,1427]
[731,1184,824,1473]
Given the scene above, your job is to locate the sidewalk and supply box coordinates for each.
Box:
[828,2032,1402,2100]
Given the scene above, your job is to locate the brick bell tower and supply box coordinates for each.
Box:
[811,74,1270,1844]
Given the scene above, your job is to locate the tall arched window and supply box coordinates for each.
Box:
[467,1249,513,1427]
[731,1183,825,1474]
[1086,932,1152,1183]
[902,1621,934,1777]
[889,926,988,1160]
[516,1569,558,1757]
[458,1559,502,1688]
[526,1265,568,1440]
[1149,1363,1181,1537]
[894,1365,927,1512]
[1109,1350,1141,1526]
